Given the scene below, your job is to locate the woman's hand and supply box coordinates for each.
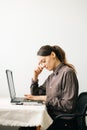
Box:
[24,94,46,101]
[33,65,44,81]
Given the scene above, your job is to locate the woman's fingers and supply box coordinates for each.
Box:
[24,94,35,100]
[24,94,40,101]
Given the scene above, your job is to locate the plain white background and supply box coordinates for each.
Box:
[0,0,87,97]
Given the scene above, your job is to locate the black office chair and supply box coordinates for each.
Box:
[47,92,87,130]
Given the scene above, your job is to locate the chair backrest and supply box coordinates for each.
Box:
[77,92,87,130]
[77,92,87,114]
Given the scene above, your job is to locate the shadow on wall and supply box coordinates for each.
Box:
[0,126,19,130]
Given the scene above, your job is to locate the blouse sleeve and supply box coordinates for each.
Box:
[30,79,46,95]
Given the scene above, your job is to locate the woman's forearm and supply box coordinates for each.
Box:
[39,95,47,101]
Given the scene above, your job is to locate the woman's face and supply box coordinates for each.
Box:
[38,52,59,71]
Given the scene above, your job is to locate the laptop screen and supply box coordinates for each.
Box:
[6,70,16,100]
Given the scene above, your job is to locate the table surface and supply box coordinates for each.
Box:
[0,98,53,130]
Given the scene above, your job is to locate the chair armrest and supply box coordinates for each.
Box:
[54,113,87,121]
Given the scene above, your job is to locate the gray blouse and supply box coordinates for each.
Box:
[30,63,79,119]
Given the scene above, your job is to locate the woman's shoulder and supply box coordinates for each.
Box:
[60,64,75,74]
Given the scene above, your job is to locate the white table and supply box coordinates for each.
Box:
[0,98,53,130]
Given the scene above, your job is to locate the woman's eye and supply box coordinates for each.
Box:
[42,60,46,63]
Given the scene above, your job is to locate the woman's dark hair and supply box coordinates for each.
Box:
[37,45,76,73]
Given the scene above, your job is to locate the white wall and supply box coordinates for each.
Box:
[0,0,87,97]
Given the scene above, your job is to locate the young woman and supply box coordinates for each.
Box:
[24,45,79,129]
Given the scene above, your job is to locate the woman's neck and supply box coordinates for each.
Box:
[53,60,61,70]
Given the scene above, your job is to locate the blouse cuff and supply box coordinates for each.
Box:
[31,78,38,84]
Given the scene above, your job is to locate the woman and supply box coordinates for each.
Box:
[24,45,79,129]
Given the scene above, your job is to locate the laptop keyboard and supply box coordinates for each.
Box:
[13,97,43,104]
[14,97,29,102]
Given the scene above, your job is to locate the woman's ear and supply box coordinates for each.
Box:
[51,51,56,58]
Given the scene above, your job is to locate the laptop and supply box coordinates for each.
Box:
[6,69,43,105]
